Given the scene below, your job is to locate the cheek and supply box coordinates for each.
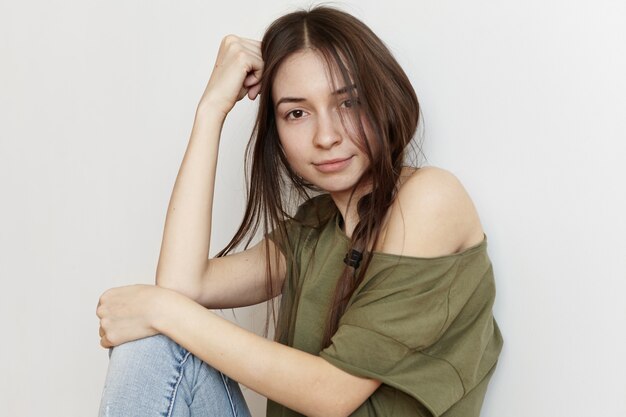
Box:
[276,127,293,155]
[341,114,375,159]
[276,130,305,171]
[360,116,380,155]
[277,124,308,158]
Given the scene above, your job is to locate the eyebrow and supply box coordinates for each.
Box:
[275,84,357,108]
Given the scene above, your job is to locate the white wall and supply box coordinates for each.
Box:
[1,1,624,416]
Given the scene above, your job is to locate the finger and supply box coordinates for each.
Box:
[221,34,259,47]
[237,86,248,102]
[244,56,264,80]
[100,335,111,349]
[240,37,261,44]
[239,63,263,101]
[243,72,260,88]
[233,44,263,69]
[248,83,262,100]
[239,37,262,48]
[237,42,263,59]
[225,41,263,78]
[220,36,261,64]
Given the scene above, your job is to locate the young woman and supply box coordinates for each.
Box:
[96,6,502,417]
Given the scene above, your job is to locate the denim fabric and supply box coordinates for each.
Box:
[98,334,252,417]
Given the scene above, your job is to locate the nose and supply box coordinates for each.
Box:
[313,111,343,149]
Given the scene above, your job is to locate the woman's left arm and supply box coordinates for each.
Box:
[96,285,380,417]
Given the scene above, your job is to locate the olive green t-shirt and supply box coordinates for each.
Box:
[266,194,503,417]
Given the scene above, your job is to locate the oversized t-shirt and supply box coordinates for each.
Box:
[266,194,503,417]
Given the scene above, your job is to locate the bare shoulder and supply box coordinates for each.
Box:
[376,166,485,258]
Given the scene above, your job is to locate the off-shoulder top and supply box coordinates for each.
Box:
[266,194,503,417]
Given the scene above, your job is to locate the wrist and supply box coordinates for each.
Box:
[196,96,231,121]
[191,103,228,145]
[151,286,188,334]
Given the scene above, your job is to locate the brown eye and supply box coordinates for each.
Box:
[341,98,360,109]
[287,109,305,119]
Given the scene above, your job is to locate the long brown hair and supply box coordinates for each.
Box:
[217,6,421,348]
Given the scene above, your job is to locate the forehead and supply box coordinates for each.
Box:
[272,50,348,102]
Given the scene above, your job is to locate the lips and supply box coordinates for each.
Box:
[313,156,354,173]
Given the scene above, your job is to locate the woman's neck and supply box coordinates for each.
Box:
[329,166,417,239]
[330,185,371,239]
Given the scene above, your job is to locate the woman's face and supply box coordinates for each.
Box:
[272,49,374,198]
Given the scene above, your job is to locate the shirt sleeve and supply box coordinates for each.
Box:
[265,194,335,257]
[265,216,301,258]
[319,240,501,416]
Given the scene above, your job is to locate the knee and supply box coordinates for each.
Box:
[109,334,186,363]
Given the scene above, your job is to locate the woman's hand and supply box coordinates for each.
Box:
[96,284,171,348]
[199,35,264,117]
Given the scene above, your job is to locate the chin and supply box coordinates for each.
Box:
[313,178,361,194]
[300,165,369,194]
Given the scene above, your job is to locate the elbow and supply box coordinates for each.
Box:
[308,394,361,417]
[157,283,199,303]
[154,277,201,303]
[154,261,208,304]
[302,359,378,417]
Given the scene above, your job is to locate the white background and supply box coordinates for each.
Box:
[1,1,625,416]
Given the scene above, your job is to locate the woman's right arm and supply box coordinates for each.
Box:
[155,36,277,308]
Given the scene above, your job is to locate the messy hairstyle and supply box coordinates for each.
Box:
[217,5,421,348]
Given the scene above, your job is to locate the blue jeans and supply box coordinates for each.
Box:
[98,334,252,417]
